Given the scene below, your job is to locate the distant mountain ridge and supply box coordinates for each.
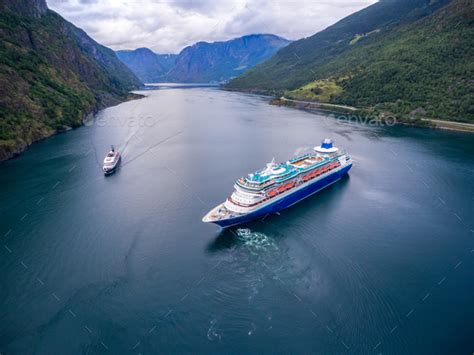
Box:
[116,34,291,83]
[165,34,291,83]
[0,0,141,161]
[227,0,473,123]
[116,48,177,83]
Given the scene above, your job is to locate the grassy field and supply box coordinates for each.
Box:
[284,79,343,102]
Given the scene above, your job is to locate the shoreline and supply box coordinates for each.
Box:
[270,97,474,133]
[419,118,474,132]
[0,92,145,164]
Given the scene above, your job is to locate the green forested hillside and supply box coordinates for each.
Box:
[0,0,141,161]
[227,0,473,123]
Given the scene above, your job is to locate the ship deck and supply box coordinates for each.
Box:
[202,203,242,222]
[240,154,336,190]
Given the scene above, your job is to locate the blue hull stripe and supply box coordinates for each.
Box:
[213,164,352,228]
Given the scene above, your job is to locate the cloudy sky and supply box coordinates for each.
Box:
[48,0,377,54]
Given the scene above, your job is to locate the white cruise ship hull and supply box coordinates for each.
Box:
[203,162,352,228]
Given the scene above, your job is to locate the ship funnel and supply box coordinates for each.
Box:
[314,138,338,153]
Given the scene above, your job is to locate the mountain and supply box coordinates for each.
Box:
[227,0,473,123]
[164,34,291,83]
[227,0,451,92]
[0,0,141,161]
[116,48,177,83]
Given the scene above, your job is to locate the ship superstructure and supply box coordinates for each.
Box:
[102,146,121,175]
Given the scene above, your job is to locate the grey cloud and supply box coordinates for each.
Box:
[47,0,377,53]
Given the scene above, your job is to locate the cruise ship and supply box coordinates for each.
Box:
[102,146,121,175]
[203,139,352,228]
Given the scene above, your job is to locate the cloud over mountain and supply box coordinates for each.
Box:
[47,0,376,53]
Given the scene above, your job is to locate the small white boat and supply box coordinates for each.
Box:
[102,146,121,175]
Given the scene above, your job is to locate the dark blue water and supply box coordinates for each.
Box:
[0,87,473,354]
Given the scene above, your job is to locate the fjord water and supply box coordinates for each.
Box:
[0,87,473,354]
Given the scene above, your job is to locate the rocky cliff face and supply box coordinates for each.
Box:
[116,48,177,83]
[0,0,141,161]
[116,34,290,84]
[0,0,48,18]
[164,34,290,83]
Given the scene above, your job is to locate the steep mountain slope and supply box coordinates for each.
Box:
[164,34,291,83]
[285,0,473,123]
[227,0,451,92]
[227,0,473,123]
[116,48,177,83]
[0,0,141,161]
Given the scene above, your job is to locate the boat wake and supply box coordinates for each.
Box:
[234,228,278,252]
